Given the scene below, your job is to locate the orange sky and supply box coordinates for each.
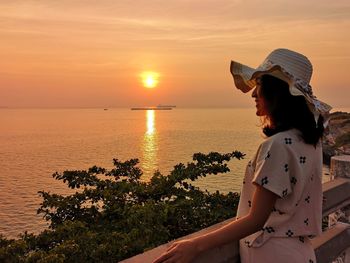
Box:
[0,0,349,108]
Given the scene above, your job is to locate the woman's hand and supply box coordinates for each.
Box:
[152,238,200,263]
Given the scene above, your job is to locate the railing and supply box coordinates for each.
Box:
[121,155,350,263]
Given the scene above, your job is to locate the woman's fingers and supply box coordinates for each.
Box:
[153,239,196,263]
[162,253,181,263]
[166,242,178,251]
[153,253,171,263]
[152,248,176,263]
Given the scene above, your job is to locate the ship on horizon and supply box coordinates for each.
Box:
[131,105,176,111]
[157,104,176,108]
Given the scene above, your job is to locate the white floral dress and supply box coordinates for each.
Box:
[237,129,322,263]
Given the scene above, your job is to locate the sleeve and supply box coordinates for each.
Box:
[252,138,292,198]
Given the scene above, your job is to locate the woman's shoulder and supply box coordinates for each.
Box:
[260,129,302,148]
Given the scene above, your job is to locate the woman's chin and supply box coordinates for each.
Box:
[256,110,266,116]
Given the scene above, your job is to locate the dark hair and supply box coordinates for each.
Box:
[259,74,324,146]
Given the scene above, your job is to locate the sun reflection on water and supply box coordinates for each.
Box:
[146,110,155,135]
[142,110,158,179]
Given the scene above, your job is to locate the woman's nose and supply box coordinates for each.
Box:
[252,87,257,98]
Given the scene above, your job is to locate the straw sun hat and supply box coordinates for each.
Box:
[230,48,332,124]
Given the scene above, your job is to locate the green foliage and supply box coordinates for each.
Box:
[335,132,350,147]
[0,151,243,262]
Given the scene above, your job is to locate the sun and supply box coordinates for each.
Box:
[141,71,159,88]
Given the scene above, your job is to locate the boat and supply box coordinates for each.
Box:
[131,107,172,110]
[157,104,176,108]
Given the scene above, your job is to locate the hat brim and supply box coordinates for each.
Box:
[230,60,292,93]
[230,61,256,93]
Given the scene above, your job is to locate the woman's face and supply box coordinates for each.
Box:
[252,78,268,116]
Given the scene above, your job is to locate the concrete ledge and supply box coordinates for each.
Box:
[121,220,350,263]
[322,178,350,216]
[331,155,350,179]
[312,222,350,263]
[120,218,239,263]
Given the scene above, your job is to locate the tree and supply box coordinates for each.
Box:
[0,151,244,262]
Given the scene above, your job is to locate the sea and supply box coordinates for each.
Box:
[0,107,348,239]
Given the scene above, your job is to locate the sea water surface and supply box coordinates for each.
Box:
[0,107,342,238]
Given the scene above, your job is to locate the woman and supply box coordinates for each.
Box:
[153,49,332,263]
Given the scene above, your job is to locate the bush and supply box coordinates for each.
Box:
[335,132,350,147]
[0,151,243,262]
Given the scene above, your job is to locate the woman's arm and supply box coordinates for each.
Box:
[194,184,278,252]
[153,185,278,263]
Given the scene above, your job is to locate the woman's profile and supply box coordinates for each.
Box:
[153,48,332,263]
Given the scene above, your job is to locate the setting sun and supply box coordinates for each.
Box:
[141,71,159,88]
